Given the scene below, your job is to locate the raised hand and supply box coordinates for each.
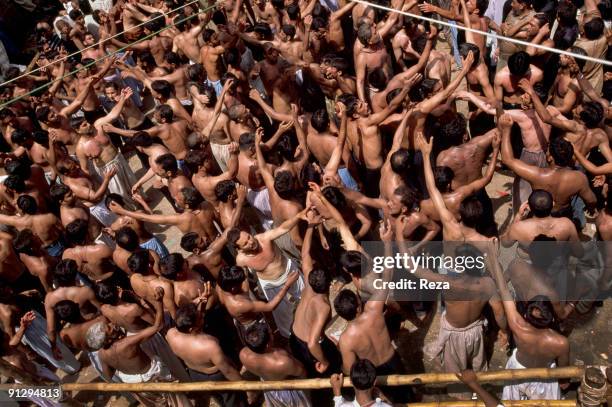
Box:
[498,113,513,129]
[285,271,300,287]
[104,165,118,179]
[153,286,165,301]
[418,2,437,13]
[20,311,36,328]
[415,132,432,155]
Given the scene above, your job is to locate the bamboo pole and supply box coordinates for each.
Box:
[400,401,576,406]
[0,366,583,393]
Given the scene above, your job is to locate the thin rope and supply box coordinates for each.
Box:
[0,0,200,89]
[351,0,612,67]
[0,3,218,110]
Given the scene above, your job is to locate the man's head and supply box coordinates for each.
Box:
[66,219,89,246]
[244,322,270,354]
[180,232,208,254]
[357,21,380,46]
[86,320,125,350]
[17,195,37,215]
[273,171,295,200]
[181,187,203,210]
[508,51,531,76]
[214,180,237,203]
[160,253,185,281]
[104,81,122,102]
[510,0,531,15]
[333,289,361,321]
[465,0,489,16]
[340,250,365,279]
[154,153,179,178]
[115,226,139,252]
[69,9,85,26]
[350,359,378,391]
[574,101,604,129]
[434,166,455,193]
[548,137,574,167]
[50,183,76,206]
[191,82,216,107]
[13,229,40,256]
[10,128,33,148]
[144,13,165,34]
[388,185,419,216]
[54,300,81,323]
[4,175,25,194]
[584,17,605,40]
[53,259,78,287]
[280,24,297,42]
[128,250,154,275]
[528,189,553,217]
[521,295,556,329]
[35,105,59,125]
[95,281,119,305]
[310,109,330,132]
[459,195,484,229]
[390,148,414,177]
[154,104,174,124]
[238,132,256,156]
[0,108,16,125]
[227,228,260,252]
[218,265,246,294]
[459,43,480,67]
[309,268,331,295]
[175,303,203,333]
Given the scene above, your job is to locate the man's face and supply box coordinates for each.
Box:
[98,11,108,23]
[368,25,381,45]
[77,120,95,136]
[105,86,120,102]
[511,0,525,14]
[75,65,89,79]
[47,108,59,124]
[62,189,76,205]
[75,16,85,26]
[278,31,289,42]
[356,100,369,116]
[84,34,95,46]
[466,0,478,13]
[265,48,279,63]
[236,231,259,251]
[104,322,125,346]
[59,23,70,36]
[525,18,541,36]
[387,194,406,216]
[254,0,266,9]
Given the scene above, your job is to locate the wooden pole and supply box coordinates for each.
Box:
[399,401,576,406]
[0,366,583,393]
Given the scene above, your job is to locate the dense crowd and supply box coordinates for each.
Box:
[0,0,611,405]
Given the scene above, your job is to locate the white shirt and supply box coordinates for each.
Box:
[333,396,392,407]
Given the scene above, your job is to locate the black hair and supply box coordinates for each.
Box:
[394,185,419,211]
[69,9,84,21]
[66,219,88,246]
[95,281,119,305]
[337,93,360,117]
[390,149,414,176]
[54,259,78,287]
[13,229,37,255]
[128,250,152,275]
[155,153,178,174]
[522,295,556,329]
[409,78,438,102]
[557,1,577,26]
[311,109,329,132]
[459,43,480,66]
[218,265,246,292]
[184,149,206,174]
[309,268,330,294]
[549,137,574,167]
[276,132,298,162]
[584,17,604,40]
[350,359,378,390]
[340,250,365,278]
[116,227,139,251]
[10,129,32,147]
[579,101,604,129]
[227,228,242,245]
[434,166,455,193]
[145,12,165,32]
[151,80,173,99]
[322,186,347,209]
[475,0,489,15]
[180,232,201,253]
[17,195,37,215]
[273,171,295,200]
[35,106,51,123]
[155,104,174,123]
[175,303,198,333]
[160,253,184,280]
[412,35,428,54]
[455,244,485,277]
[173,12,189,31]
[186,63,205,82]
[604,79,612,103]
[244,322,270,353]
[0,107,15,120]
[132,131,154,147]
[368,68,388,90]
[459,195,484,229]
[239,132,255,150]
[281,24,296,39]
[528,189,553,217]
[253,22,273,39]
[164,51,182,67]
[54,300,81,323]
[181,187,203,209]
[508,51,531,76]
[4,175,25,193]
[286,2,300,19]
[333,289,359,321]
[214,180,236,203]
[33,130,49,147]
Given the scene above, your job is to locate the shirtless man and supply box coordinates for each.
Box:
[0,108,34,152]
[86,287,180,406]
[494,51,543,110]
[158,253,206,307]
[290,211,340,376]
[228,208,308,337]
[489,248,570,400]
[200,29,226,95]
[181,229,233,280]
[44,259,100,356]
[128,250,177,319]
[109,185,217,243]
[217,264,298,341]
[187,144,239,206]
[166,303,248,407]
[126,14,173,66]
[13,230,58,292]
[8,129,55,175]
[337,86,410,198]
[172,14,207,63]
[240,323,311,406]
[62,219,117,283]
[0,196,65,258]
[499,113,597,225]
[550,49,585,114]
[95,281,154,333]
[69,57,115,123]
[113,226,161,276]
[334,225,412,404]
[0,231,37,295]
[144,105,191,161]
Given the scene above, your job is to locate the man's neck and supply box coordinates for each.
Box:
[354,389,375,405]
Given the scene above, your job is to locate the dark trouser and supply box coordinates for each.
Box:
[128,117,155,169]
[187,368,247,407]
[376,351,414,403]
[289,330,342,377]
[363,167,381,198]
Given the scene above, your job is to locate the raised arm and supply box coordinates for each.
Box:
[248,88,293,122]
[258,208,307,241]
[573,147,612,175]
[498,113,547,183]
[323,104,348,179]
[95,87,133,127]
[254,127,276,190]
[123,287,165,346]
[454,133,500,198]
[367,84,410,126]
[416,132,462,232]
[59,78,94,117]
[292,104,310,170]
[108,201,182,226]
[72,167,117,202]
[518,79,579,132]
